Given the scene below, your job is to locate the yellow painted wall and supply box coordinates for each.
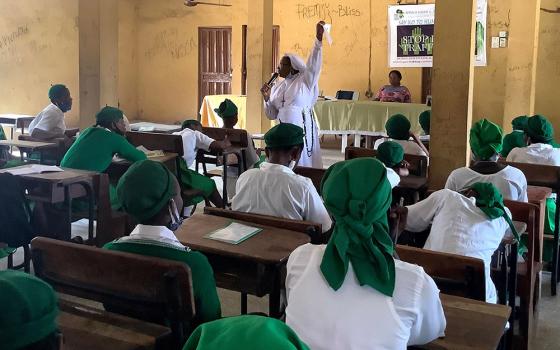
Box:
[118,0,139,117]
[0,0,79,127]
[535,0,560,137]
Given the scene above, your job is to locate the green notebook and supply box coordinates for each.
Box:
[205,222,262,244]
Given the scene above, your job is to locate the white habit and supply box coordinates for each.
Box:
[445,166,528,202]
[285,244,446,349]
[29,103,66,137]
[231,162,332,233]
[265,39,323,168]
[405,189,511,303]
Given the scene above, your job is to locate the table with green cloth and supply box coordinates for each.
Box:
[313,100,430,152]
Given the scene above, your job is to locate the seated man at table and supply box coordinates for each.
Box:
[507,114,560,260]
[215,98,260,199]
[61,106,146,208]
[446,119,528,202]
[0,270,62,350]
[403,183,519,303]
[374,114,429,157]
[104,160,221,327]
[184,315,309,350]
[232,123,332,233]
[174,119,231,208]
[29,84,76,142]
[285,158,445,349]
[377,140,409,188]
[501,115,528,158]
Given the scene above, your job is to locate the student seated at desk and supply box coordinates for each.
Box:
[507,114,560,259]
[0,270,62,350]
[374,114,429,157]
[501,115,528,158]
[377,140,409,188]
[285,158,445,349]
[184,315,309,350]
[419,110,430,137]
[232,123,332,233]
[215,98,260,199]
[402,183,520,303]
[104,160,221,326]
[446,119,528,202]
[29,84,76,144]
[174,119,230,208]
[61,106,146,208]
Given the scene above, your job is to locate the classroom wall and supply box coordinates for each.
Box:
[535,0,560,136]
[118,0,139,118]
[0,0,79,127]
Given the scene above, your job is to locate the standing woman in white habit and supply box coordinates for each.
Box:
[260,21,326,168]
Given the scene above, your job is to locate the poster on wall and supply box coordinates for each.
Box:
[388,0,487,68]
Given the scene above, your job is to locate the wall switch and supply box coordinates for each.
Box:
[499,37,508,48]
[491,37,500,48]
[499,31,508,38]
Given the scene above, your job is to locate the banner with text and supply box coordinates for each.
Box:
[388,1,487,68]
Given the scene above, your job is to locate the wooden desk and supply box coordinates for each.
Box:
[174,213,310,317]
[129,122,181,134]
[0,165,96,241]
[59,299,172,350]
[108,153,178,182]
[527,185,551,261]
[0,139,57,163]
[394,175,428,204]
[0,114,34,138]
[417,294,510,350]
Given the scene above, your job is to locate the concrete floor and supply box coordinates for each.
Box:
[3,137,560,349]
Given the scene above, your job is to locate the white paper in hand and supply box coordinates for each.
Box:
[323,23,333,46]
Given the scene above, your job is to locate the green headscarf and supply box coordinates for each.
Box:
[117,160,177,223]
[265,123,304,149]
[48,84,68,100]
[377,141,404,168]
[470,182,524,253]
[501,131,526,158]
[181,119,202,130]
[419,110,431,135]
[183,315,310,350]
[470,119,503,160]
[320,158,395,296]
[0,270,58,350]
[96,106,123,124]
[0,246,16,259]
[527,114,554,144]
[385,114,411,140]
[214,98,238,119]
[511,116,529,131]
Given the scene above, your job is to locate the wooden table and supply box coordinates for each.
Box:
[175,213,310,317]
[108,153,179,182]
[129,122,181,134]
[0,165,96,241]
[528,185,552,260]
[416,294,510,350]
[0,139,57,163]
[394,175,428,204]
[59,299,172,350]
[0,114,34,138]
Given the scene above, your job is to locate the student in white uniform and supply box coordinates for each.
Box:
[285,158,445,349]
[507,114,560,259]
[29,84,72,140]
[232,123,332,233]
[215,98,260,199]
[403,183,520,303]
[173,120,231,208]
[446,119,528,202]
[374,114,429,157]
[377,140,410,188]
[260,21,326,168]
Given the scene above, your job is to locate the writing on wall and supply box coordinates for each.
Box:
[0,25,29,51]
[144,28,196,60]
[296,3,362,23]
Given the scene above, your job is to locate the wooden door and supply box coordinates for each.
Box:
[421,67,432,104]
[241,25,280,95]
[198,27,232,110]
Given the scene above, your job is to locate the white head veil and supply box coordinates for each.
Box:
[283,53,320,105]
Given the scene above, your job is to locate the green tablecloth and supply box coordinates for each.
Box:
[313,100,430,134]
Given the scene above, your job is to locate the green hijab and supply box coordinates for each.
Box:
[183,315,310,350]
[48,84,68,100]
[214,98,238,119]
[501,131,526,158]
[320,158,395,296]
[377,141,404,168]
[265,123,304,149]
[419,110,431,135]
[527,114,554,144]
[385,114,411,140]
[182,119,202,130]
[511,116,529,131]
[96,106,123,124]
[470,182,524,252]
[470,119,503,160]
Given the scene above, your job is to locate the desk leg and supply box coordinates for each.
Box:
[499,247,508,305]
[222,154,227,208]
[269,268,282,319]
[341,134,348,153]
[76,181,95,243]
[240,293,248,314]
[354,134,361,147]
[506,243,518,346]
[64,186,73,241]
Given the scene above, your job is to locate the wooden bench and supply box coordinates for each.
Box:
[31,237,196,349]
[126,131,183,178]
[396,244,486,301]
[345,146,429,177]
[500,160,560,296]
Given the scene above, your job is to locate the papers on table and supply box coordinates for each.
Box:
[4,165,63,176]
[136,145,165,158]
[205,222,262,244]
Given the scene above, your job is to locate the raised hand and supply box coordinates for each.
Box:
[316,21,326,41]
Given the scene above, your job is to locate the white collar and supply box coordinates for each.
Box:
[115,224,186,250]
[48,103,63,114]
[260,161,295,175]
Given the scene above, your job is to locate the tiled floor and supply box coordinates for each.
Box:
[3,136,560,349]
